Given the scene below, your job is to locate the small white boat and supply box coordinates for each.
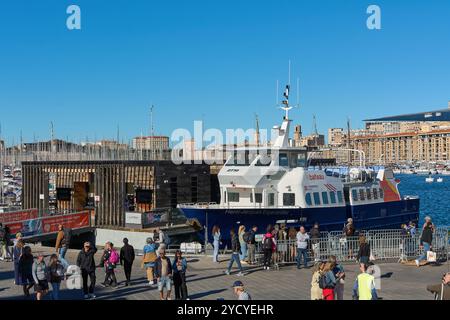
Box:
[425,177,434,183]
[437,177,443,183]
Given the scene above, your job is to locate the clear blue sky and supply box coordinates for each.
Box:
[1,0,449,146]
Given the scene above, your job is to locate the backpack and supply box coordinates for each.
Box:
[262,236,273,250]
[243,231,251,243]
[318,273,328,289]
[109,249,119,265]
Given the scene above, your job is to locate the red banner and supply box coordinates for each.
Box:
[0,209,38,223]
[6,211,90,237]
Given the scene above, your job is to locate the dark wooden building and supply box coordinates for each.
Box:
[22,161,212,228]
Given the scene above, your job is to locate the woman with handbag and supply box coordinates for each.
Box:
[142,237,158,286]
[212,226,221,263]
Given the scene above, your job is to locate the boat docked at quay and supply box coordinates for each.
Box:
[178,85,420,242]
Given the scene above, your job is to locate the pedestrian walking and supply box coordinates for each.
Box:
[142,237,158,286]
[101,242,119,288]
[277,224,288,263]
[246,226,257,265]
[415,216,435,267]
[120,238,135,286]
[76,241,98,299]
[271,225,279,266]
[296,226,310,269]
[343,218,356,259]
[155,249,173,300]
[288,227,297,262]
[0,223,12,261]
[311,261,324,300]
[48,254,66,300]
[310,223,321,262]
[238,225,247,263]
[13,238,24,285]
[328,255,345,300]
[172,250,188,300]
[320,262,336,300]
[32,253,49,301]
[352,263,378,300]
[18,246,34,297]
[232,280,252,300]
[224,229,244,276]
[262,226,276,270]
[357,235,371,265]
[55,224,71,268]
[212,225,221,263]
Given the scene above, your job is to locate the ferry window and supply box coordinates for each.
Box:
[268,193,275,206]
[329,192,336,204]
[373,188,378,199]
[366,188,372,200]
[279,153,289,167]
[256,153,272,166]
[250,193,253,203]
[322,192,329,205]
[226,150,258,166]
[228,192,240,202]
[224,191,227,203]
[305,193,312,206]
[255,193,263,203]
[359,189,365,201]
[379,188,384,199]
[296,153,307,167]
[337,191,343,203]
[351,189,358,201]
[313,192,321,205]
[283,193,295,206]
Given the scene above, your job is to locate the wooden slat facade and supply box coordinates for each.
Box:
[22,161,212,228]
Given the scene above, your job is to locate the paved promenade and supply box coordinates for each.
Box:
[0,244,448,300]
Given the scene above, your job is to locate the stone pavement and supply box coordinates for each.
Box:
[0,244,448,300]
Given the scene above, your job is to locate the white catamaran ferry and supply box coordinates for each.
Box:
[178,84,420,242]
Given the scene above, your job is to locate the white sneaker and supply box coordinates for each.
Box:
[224,270,230,275]
[237,272,244,277]
[415,259,420,267]
[89,294,96,299]
[267,267,270,270]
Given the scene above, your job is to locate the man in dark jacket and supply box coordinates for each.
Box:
[246,226,257,265]
[224,229,244,276]
[120,238,135,286]
[76,241,98,299]
[427,272,450,300]
[154,249,172,300]
[415,216,434,267]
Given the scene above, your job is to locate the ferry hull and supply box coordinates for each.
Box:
[180,198,419,243]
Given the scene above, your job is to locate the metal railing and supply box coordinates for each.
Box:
[253,227,449,267]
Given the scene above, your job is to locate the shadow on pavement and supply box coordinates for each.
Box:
[189,289,227,300]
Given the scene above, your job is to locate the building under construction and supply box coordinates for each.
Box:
[22,160,213,229]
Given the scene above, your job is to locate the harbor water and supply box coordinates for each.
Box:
[396,174,450,226]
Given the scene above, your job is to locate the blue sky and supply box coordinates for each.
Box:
[1,0,450,146]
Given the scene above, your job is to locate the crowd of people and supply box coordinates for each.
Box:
[0,215,448,300]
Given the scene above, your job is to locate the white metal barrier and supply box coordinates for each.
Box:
[254,227,449,266]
